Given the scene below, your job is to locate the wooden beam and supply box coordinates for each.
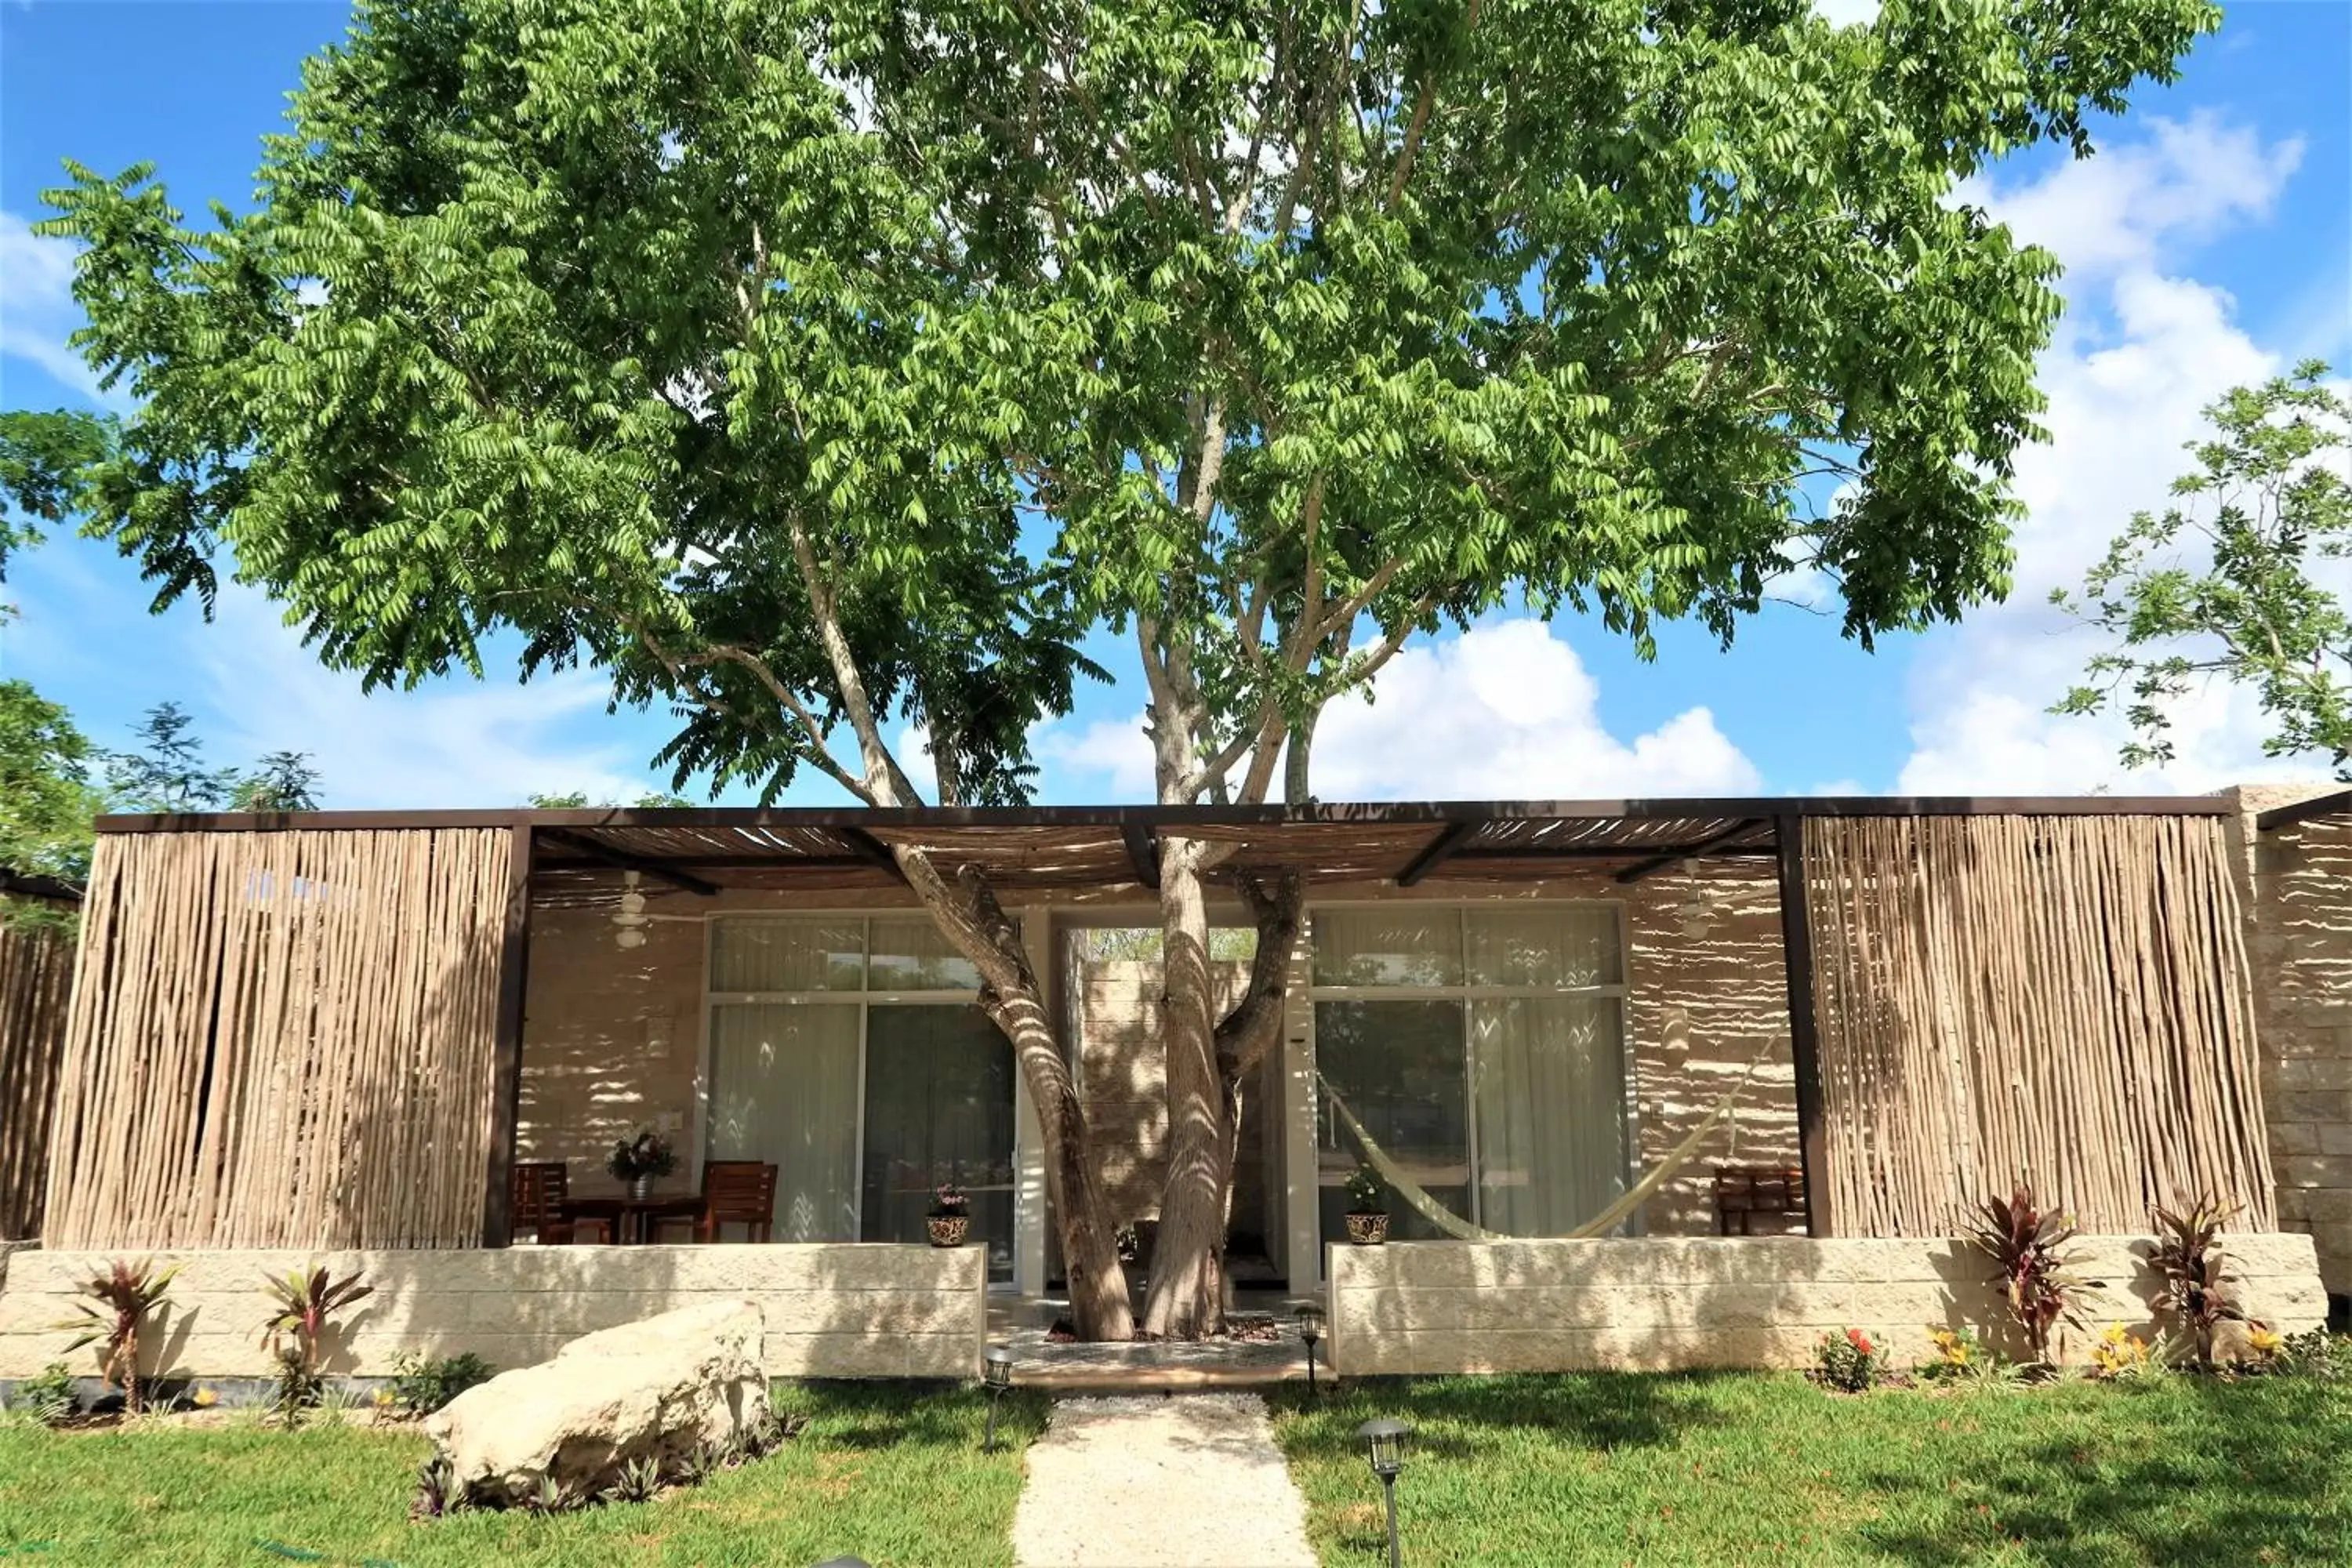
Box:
[1614,818,1770,884]
[838,827,910,884]
[1396,821,1479,885]
[537,827,719,895]
[1121,823,1161,890]
[483,824,534,1248]
[0,867,83,905]
[89,791,2240,836]
[2255,789,2352,832]
[1775,814,1827,1238]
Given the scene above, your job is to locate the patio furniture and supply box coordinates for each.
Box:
[1712,1165,1806,1236]
[511,1160,615,1244]
[566,1192,702,1244]
[644,1160,778,1243]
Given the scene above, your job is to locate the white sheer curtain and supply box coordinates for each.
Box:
[1472,996,1628,1235]
[706,1003,860,1242]
[710,919,865,992]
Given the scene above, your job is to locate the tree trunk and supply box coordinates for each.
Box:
[895,853,1134,1341]
[1142,864,1305,1338]
[1140,833,1225,1337]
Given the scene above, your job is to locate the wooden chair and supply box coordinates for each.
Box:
[679,1160,777,1243]
[510,1160,612,1244]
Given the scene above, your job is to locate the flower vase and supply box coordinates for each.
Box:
[927,1213,971,1247]
[629,1174,654,1202]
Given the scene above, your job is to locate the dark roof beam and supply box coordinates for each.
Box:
[536,827,719,897]
[1122,823,1161,890]
[1614,818,1772,884]
[1397,821,1481,886]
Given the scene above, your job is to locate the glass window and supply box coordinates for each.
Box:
[862,1004,1016,1283]
[710,919,865,993]
[706,1003,861,1242]
[1311,904,1629,1247]
[1465,906,1622,988]
[869,916,983,991]
[1315,1000,1471,1245]
[1310,907,1464,987]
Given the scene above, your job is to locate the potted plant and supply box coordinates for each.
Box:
[1343,1166,1390,1245]
[606,1129,676,1201]
[927,1183,971,1247]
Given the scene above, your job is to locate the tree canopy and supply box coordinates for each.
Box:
[2055,364,2351,779]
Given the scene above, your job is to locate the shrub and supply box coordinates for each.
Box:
[1963,1184,2090,1368]
[2089,1323,2157,1379]
[2148,1195,2244,1367]
[1813,1327,1887,1392]
[1916,1324,1995,1383]
[8,1362,77,1426]
[257,1263,373,1425]
[53,1258,180,1415]
[2266,1328,2350,1381]
[1343,1166,1385,1214]
[386,1351,496,1417]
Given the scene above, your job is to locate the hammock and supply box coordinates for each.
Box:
[1316,1036,1780,1242]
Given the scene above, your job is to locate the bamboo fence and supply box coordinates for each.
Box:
[41,828,513,1250]
[1803,814,2276,1236]
[0,915,77,1240]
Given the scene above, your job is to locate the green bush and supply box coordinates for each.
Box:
[386,1351,496,1417]
[1813,1327,1889,1393]
[8,1363,77,1425]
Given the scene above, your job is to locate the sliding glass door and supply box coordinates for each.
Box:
[1312,904,1630,1249]
[705,916,1018,1280]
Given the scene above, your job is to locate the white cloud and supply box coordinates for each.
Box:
[192,586,654,808]
[1038,619,1762,801]
[0,211,110,401]
[1961,112,2304,283]
[1897,115,2339,797]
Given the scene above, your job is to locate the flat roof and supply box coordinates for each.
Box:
[89,794,2240,897]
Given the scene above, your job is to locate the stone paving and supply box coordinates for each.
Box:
[1011,1393,1318,1568]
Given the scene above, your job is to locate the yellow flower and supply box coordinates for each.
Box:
[2248,1324,2283,1359]
[2091,1323,2148,1376]
[191,1387,219,1409]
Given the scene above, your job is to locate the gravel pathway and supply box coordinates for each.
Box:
[1011,1393,1318,1567]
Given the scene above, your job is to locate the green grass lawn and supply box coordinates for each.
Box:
[1269,1372,2352,1566]
[0,1382,1047,1567]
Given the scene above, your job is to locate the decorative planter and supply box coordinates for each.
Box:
[1345,1212,1390,1246]
[927,1213,971,1247]
[628,1174,654,1202]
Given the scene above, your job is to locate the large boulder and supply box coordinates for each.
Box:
[424,1299,768,1507]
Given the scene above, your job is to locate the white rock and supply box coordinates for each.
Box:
[424,1299,768,1505]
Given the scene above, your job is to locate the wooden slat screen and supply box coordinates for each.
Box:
[1805,815,2275,1236]
[41,829,513,1250]
[0,918,76,1240]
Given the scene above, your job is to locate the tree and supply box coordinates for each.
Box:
[106,701,325,814]
[0,680,102,888]
[528,790,695,808]
[2054,364,2351,778]
[106,702,241,811]
[230,750,325,812]
[43,0,2215,1338]
[0,408,115,599]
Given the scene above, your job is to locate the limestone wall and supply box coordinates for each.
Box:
[2235,786,2352,1300]
[0,1243,983,1381]
[1325,1233,2328,1376]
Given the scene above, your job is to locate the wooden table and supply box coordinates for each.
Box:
[564,1194,702,1244]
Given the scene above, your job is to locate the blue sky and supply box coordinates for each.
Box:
[2,1,2347,808]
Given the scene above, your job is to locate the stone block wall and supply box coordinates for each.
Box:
[0,1243,983,1381]
[1326,1233,2328,1376]
[2235,787,2352,1300]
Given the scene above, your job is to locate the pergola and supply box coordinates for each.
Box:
[70,792,2246,1250]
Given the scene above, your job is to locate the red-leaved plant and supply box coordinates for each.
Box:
[53,1258,180,1415]
[1963,1184,2090,1368]
[257,1263,372,1421]
[2149,1194,2245,1367]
